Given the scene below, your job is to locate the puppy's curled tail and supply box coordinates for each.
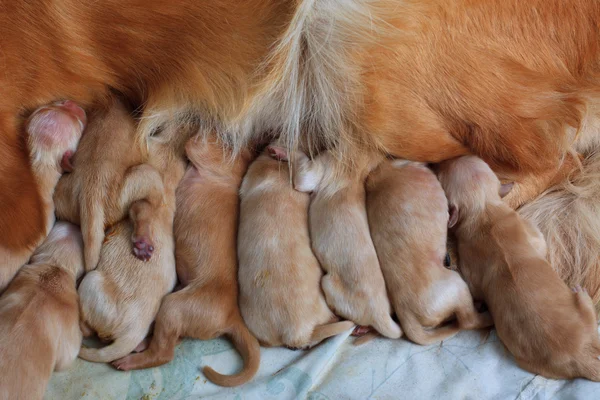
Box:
[79,331,145,363]
[309,320,355,345]
[399,312,459,345]
[203,318,261,387]
[371,314,402,340]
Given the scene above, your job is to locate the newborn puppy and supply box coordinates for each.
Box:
[366,160,492,345]
[112,136,260,388]
[77,122,188,363]
[438,156,600,381]
[0,101,84,292]
[290,148,402,339]
[0,222,84,400]
[54,97,166,271]
[238,146,353,349]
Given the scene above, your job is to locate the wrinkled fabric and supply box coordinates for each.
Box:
[45,327,600,399]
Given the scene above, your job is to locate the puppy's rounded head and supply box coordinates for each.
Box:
[25,100,86,173]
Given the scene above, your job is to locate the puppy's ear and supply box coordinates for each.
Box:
[499,182,514,198]
[448,204,459,228]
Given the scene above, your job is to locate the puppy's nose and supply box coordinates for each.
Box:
[60,151,75,173]
[443,252,451,267]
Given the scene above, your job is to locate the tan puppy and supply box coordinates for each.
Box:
[112,136,260,387]
[0,101,84,292]
[238,146,353,349]
[54,97,166,271]
[0,222,84,400]
[438,155,600,381]
[77,123,188,363]
[366,159,491,345]
[289,148,402,339]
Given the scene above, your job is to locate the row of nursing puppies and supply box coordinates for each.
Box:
[2,97,600,400]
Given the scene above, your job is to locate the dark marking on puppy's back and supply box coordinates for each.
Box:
[38,265,71,294]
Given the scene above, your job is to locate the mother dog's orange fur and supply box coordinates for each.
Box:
[0,0,294,251]
[1,1,599,298]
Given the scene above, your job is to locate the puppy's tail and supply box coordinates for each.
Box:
[371,314,403,340]
[519,151,600,312]
[309,320,355,345]
[203,318,261,387]
[80,190,105,272]
[399,313,459,346]
[79,331,145,363]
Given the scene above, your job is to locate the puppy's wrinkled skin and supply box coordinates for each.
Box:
[54,97,167,271]
[77,123,189,363]
[113,137,261,387]
[238,147,353,349]
[292,149,401,339]
[438,156,600,381]
[0,102,84,293]
[366,160,492,345]
[0,222,84,400]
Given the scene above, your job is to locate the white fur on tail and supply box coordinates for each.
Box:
[78,330,145,363]
[228,0,380,156]
[519,151,600,311]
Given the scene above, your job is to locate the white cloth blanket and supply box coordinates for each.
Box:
[46,327,600,399]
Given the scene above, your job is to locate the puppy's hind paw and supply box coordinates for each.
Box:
[351,325,373,337]
[112,356,135,371]
[133,339,150,353]
[132,237,154,262]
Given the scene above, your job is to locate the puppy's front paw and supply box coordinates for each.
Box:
[132,236,154,261]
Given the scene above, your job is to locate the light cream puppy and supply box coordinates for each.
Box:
[0,222,85,400]
[438,155,600,381]
[366,159,491,345]
[290,148,402,339]
[112,136,261,388]
[0,101,84,292]
[77,122,189,363]
[54,97,166,270]
[238,146,353,349]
